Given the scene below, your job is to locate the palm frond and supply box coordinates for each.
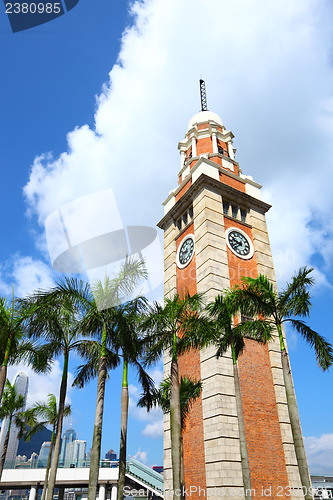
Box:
[138,376,202,428]
[279,267,314,318]
[72,341,120,388]
[133,361,156,410]
[233,319,273,343]
[179,377,202,427]
[92,256,148,310]
[234,274,278,319]
[287,319,333,370]
[0,380,25,420]
[22,420,48,441]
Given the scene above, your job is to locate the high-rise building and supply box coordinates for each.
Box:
[159,101,311,498]
[105,449,117,461]
[64,440,86,466]
[86,447,92,461]
[38,441,51,467]
[59,426,76,464]
[0,371,29,465]
[29,451,39,467]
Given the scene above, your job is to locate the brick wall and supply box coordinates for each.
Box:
[219,172,245,192]
[176,179,192,202]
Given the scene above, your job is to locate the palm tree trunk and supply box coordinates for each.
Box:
[232,344,252,499]
[0,336,11,404]
[41,428,55,500]
[88,355,107,500]
[0,365,8,406]
[117,359,129,500]
[277,325,312,500]
[170,357,182,500]
[46,352,69,500]
[0,417,12,480]
[180,438,185,499]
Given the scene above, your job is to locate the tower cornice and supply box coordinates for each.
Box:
[157,172,271,230]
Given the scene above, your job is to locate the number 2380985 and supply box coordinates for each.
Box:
[6,3,62,14]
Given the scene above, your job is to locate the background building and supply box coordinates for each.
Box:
[105,449,117,461]
[311,476,333,499]
[59,427,76,464]
[64,439,86,467]
[0,371,28,466]
[38,441,51,467]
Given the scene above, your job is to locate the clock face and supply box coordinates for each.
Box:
[177,235,195,268]
[226,228,254,260]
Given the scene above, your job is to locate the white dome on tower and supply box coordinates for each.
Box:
[187,111,224,131]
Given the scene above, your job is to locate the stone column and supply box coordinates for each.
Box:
[191,136,197,157]
[163,217,177,495]
[212,132,218,153]
[111,484,117,500]
[227,140,235,159]
[180,150,185,168]
[99,484,106,500]
[29,486,37,500]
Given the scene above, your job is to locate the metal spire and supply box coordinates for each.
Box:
[199,79,208,111]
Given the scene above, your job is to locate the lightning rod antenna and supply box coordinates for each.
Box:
[199,79,208,111]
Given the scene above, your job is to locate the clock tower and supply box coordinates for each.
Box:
[158,91,309,499]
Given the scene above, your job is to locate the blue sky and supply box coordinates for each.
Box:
[1,0,333,473]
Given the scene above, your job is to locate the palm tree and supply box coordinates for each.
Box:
[19,281,91,500]
[143,293,211,500]
[67,257,148,500]
[0,294,50,404]
[25,394,71,500]
[234,267,333,500]
[74,296,154,500]
[207,292,273,500]
[112,298,155,500]
[0,380,29,479]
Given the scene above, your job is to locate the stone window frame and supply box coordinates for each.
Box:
[222,198,248,224]
[175,205,194,235]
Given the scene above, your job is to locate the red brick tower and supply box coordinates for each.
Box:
[158,93,309,499]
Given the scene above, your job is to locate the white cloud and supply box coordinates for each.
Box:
[129,384,140,398]
[142,421,163,439]
[129,378,164,439]
[0,255,54,298]
[21,0,333,290]
[131,448,148,464]
[129,390,163,423]
[305,434,333,474]
[148,366,163,387]
[0,275,11,296]
[12,256,54,297]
